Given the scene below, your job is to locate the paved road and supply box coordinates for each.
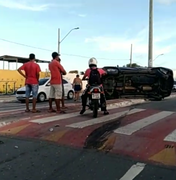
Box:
[0,136,176,180]
[0,100,75,112]
[135,97,176,111]
[0,97,176,179]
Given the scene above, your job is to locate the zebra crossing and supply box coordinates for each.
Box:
[25,106,176,143]
[1,103,176,167]
[1,105,176,143]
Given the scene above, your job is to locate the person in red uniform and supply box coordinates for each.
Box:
[48,52,67,113]
[80,57,109,115]
[17,53,41,113]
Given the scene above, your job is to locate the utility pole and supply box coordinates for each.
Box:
[130,44,133,67]
[148,0,153,67]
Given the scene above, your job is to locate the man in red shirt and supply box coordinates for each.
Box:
[80,57,109,115]
[48,52,67,113]
[17,53,41,113]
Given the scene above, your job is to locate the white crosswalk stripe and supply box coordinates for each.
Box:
[30,104,132,124]
[119,162,146,180]
[114,111,174,135]
[66,108,144,128]
[164,129,176,142]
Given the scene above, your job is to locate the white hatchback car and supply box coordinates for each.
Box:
[16,78,74,102]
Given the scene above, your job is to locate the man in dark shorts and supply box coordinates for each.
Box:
[73,75,82,101]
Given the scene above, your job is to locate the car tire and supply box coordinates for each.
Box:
[20,100,25,103]
[67,90,74,100]
[37,92,46,102]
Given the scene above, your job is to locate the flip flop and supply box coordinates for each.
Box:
[32,109,41,113]
[25,109,30,112]
[48,109,56,113]
[56,110,66,114]
[61,106,68,109]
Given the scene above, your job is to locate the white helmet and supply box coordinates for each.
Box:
[88,57,97,67]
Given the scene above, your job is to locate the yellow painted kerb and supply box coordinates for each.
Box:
[41,130,68,142]
[0,124,30,135]
[149,146,176,166]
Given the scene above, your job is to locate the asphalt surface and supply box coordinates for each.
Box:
[135,97,176,112]
[0,136,176,180]
[1,97,176,179]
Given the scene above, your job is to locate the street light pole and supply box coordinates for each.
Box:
[58,27,79,55]
[153,53,164,61]
[148,0,153,67]
[129,44,133,67]
[58,28,61,55]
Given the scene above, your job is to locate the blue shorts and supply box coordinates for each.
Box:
[25,84,39,98]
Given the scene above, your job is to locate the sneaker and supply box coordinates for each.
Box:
[80,109,86,114]
[104,111,109,115]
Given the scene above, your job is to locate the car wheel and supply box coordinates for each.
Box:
[37,92,46,102]
[20,100,25,103]
[67,90,74,100]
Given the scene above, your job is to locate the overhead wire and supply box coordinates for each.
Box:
[0,38,129,61]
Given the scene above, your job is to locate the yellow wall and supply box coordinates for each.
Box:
[0,70,86,94]
[0,70,50,93]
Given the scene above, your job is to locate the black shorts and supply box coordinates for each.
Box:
[74,85,81,92]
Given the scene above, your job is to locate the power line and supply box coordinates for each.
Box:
[0,38,129,61]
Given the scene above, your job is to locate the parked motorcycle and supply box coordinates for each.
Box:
[87,85,102,118]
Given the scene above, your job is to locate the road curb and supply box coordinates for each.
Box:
[107,99,145,108]
[0,99,17,103]
[167,94,176,98]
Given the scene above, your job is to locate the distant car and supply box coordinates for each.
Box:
[16,78,74,102]
[172,81,176,91]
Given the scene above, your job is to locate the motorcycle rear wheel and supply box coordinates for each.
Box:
[93,100,98,118]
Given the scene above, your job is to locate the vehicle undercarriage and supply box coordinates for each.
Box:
[102,66,174,101]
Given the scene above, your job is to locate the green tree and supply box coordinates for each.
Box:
[126,63,141,68]
[69,70,78,74]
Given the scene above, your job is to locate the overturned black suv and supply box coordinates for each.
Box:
[101,66,174,101]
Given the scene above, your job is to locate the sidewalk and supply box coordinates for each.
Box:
[0,95,17,102]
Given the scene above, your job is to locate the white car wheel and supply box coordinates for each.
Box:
[37,93,46,102]
[67,91,74,100]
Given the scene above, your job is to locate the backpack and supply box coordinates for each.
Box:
[88,68,101,86]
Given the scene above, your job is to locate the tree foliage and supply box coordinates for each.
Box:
[125,63,141,68]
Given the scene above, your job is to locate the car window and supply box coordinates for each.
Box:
[63,79,68,84]
[39,79,49,85]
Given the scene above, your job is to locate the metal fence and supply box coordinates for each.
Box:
[0,81,22,95]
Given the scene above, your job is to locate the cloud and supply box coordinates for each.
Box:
[78,14,86,17]
[156,0,176,5]
[69,11,86,17]
[0,0,81,11]
[85,21,176,59]
[0,0,50,11]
